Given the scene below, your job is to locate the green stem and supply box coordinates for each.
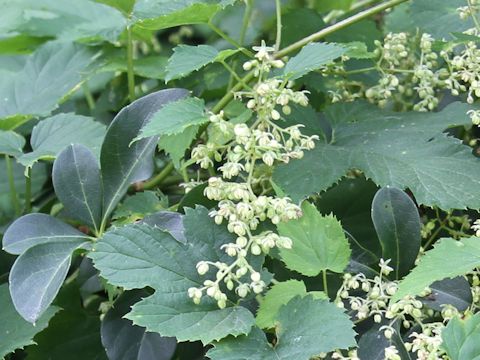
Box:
[221,61,252,88]
[322,270,329,298]
[239,0,252,45]
[274,0,282,51]
[142,162,175,190]
[275,0,410,58]
[126,25,136,102]
[5,155,20,216]
[82,83,95,111]
[24,167,32,213]
[181,167,189,183]
[208,22,255,58]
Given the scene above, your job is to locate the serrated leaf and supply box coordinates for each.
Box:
[372,187,421,279]
[442,313,480,360]
[255,280,327,329]
[3,213,92,255]
[90,206,256,343]
[132,0,235,30]
[17,113,106,171]
[393,237,480,302]
[0,130,25,157]
[165,45,220,82]
[0,283,59,358]
[100,89,189,222]
[158,124,200,167]
[102,290,177,360]
[273,101,480,210]
[208,296,356,360]
[278,202,351,276]
[343,41,375,59]
[53,144,103,232]
[283,42,345,80]
[10,240,88,322]
[134,97,208,141]
[0,41,99,129]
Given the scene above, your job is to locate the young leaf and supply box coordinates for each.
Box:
[283,42,346,80]
[53,144,103,232]
[18,113,106,171]
[9,240,89,322]
[371,187,421,279]
[0,130,25,157]
[208,296,356,360]
[0,41,99,129]
[90,206,255,343]
[255,280,326,329]
[132,0,235,30]
[393,237,480,302]
[0,283,59,358]
[101,290,177,360]
[134,97,209,141]
[277,202,351,276]
[442,313,480,360]
[165,44,238,81]
[100,88,188,223]
[3,213,92,255]
[273,101,480,210]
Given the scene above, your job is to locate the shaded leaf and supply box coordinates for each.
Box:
[0,130,25,157]
[422,277,472,312]
[112,191,165,222]
[158,124,200,167]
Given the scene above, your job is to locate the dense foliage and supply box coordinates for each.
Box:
[2,0,480,359]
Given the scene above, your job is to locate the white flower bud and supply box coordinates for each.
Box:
[250,272,261,282]
[196,262,209,275]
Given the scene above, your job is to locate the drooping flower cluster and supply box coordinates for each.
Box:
[187,41,319,308]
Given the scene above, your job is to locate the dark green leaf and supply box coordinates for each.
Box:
[0,283,58,358]
[442,313,480,360]
[112,191,165,222]
[357,321,411,360]
[102,290,177,360]
[53,144,103,232]
[100,89,188,222]
[371,187,421,279]
[422,277,472,312]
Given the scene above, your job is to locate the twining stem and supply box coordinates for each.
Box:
[323,270,329,298]
[275,0,410,58]
[142,162,175,190]
[274,0,282,51]
[5,155,20,216]
[24,167,32,213]
[126,25,136,102]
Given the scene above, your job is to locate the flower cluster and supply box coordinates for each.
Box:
[188,41,318,308]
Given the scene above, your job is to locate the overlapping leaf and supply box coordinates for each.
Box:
[0,130,25,157]
[442,313,480,360]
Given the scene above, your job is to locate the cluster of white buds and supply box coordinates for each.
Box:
[404,322,446,360]
[457,0,479,20]
[188,41,319,308]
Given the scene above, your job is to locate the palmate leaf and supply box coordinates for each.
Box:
[208,296,356,360]
[0,283,59,358]
[18,113,106,171]
[371,187,421,279]
[392,237,480,302]
[277,202,351,276]
[132,0,236,30]
[273,101,480,210]
[442,313,480,360]
[0,41,100,130]
[90,206,256,344]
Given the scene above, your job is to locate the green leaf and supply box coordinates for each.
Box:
[277,202,351,276]
[100,89,188,222]
[132,0,235,30]
[165,44,237,81]
[9,240,88,322]
[255,280,327,329]
[90,206,255,343]
[135,97,209,141]
[101,290,177,360]
[3,213,92,255]
[18,113,106,171]
[442,313,480,360]
[283,42,346,80]
[393,237,480,302]
[273,101,480,210]
[208,296,356,360]
[0,283,58,358]
[95,0,135,15]
[422,277,472,312]
[0,41,99,129]
[142,211,186,243]
[411,0,474,39]
[112,191,165,221]
[158,124,200,167]
[102,56,169,80]
[0,130,25,157]
[371,187,421,279]
[52,144,103,232]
